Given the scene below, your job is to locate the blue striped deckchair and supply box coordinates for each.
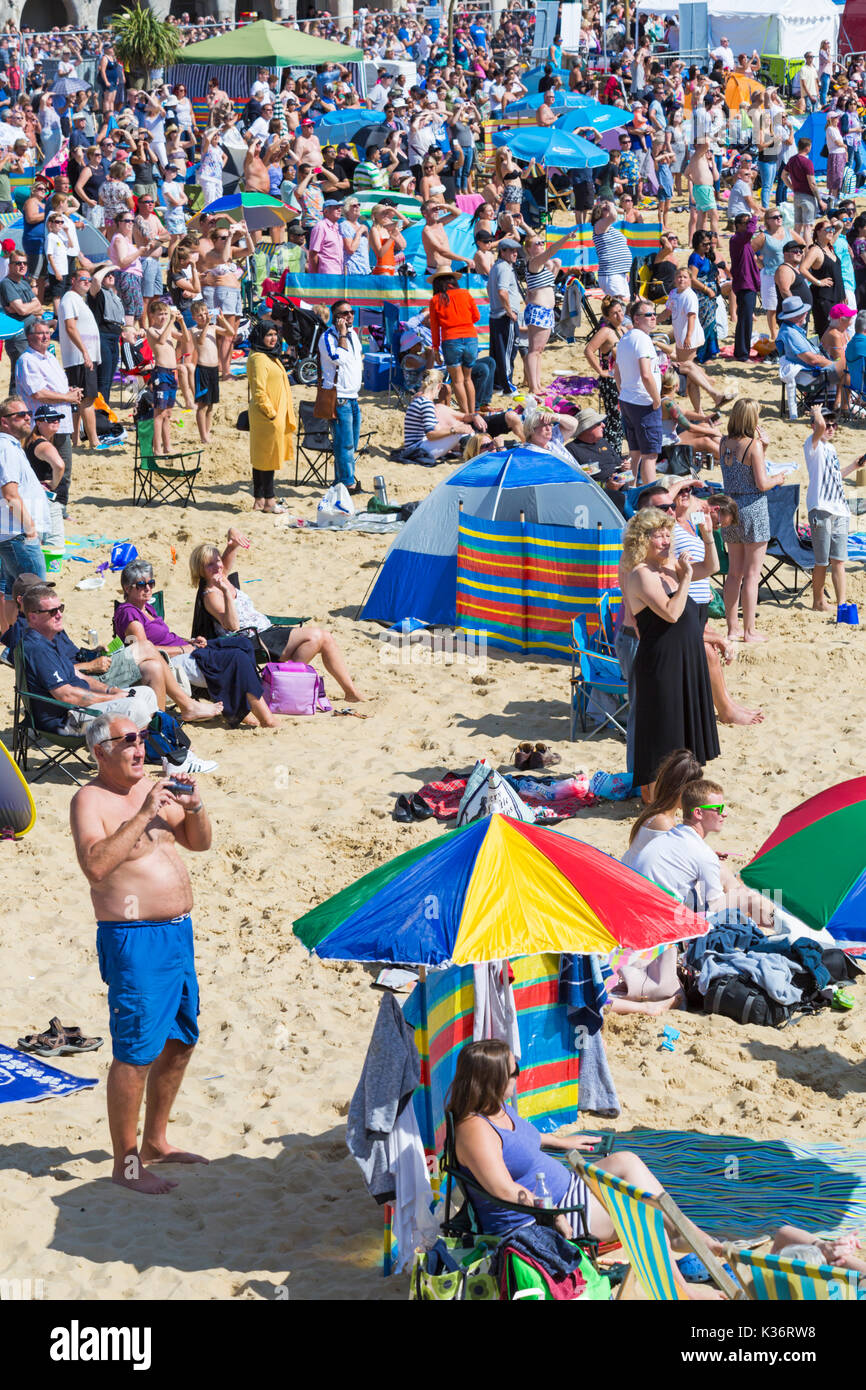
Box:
[570,1155,744,1301]
[735,1250,865,1301]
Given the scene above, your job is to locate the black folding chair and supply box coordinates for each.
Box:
[295,401,333,486]
[12,646,91,784]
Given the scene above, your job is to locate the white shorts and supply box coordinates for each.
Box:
[760,270,778,313]
[599,272,630,299]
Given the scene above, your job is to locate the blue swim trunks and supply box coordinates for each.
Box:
[152,366,178,410]
[96,913,199,1065]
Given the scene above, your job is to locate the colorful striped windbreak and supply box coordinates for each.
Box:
[281,271,491,352]
[456,514,623,660]
[402,954,580,1157]
[544,221,662,270]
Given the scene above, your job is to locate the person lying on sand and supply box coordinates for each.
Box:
[189,528,364,701]
[70,714,212,1196]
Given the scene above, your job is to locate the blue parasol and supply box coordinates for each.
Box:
[491,126,609,169]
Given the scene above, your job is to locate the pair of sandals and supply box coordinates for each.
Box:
[513,741,562,772]
[394,793,434,823]
[18,1016,103,1057]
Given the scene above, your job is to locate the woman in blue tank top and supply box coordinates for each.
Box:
[448,1039,725,1293]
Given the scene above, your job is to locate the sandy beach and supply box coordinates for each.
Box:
[2,227,866,1301]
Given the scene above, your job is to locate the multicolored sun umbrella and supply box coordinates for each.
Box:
[293,814,708,966]
[741,778,866,943]
[201,192,293,231]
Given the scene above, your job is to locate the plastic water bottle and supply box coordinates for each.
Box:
[87,628,98,648]
[785,379,798,420]
[534,1172,553,1209]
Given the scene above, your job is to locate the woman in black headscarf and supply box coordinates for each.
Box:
[246,317,295,513]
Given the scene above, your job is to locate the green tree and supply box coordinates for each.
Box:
[110,3,183,86]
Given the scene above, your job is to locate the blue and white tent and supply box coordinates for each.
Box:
[361,447,624,628]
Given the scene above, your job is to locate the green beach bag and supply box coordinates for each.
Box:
[505,1244,612,1302]
[410,1236,500,1302]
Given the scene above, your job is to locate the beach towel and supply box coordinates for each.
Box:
[0,1045,98,1103]
[346,991,420,1204]
[416,773,598,823]
[558,955,620,1117]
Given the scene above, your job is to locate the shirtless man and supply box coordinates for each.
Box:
[291,117,322,168]
[242,136,270,195]
[686,140,719,241]
[421,200,473,277]
[70,716,212,1195]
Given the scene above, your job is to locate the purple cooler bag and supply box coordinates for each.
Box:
[261,661,333,715]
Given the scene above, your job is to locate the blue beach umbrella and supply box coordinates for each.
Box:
[557,101,631,135]
[504,90,595,115]
[316,107,387,146]
[491,126,609,170]
[520,66,570,95]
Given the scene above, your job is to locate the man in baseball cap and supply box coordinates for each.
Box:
[2,571,55,660]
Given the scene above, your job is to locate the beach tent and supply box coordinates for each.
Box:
[724,72,765,111]
[797,112,828,174]
[741,777,866,942]
[635,0,840,57]
[179,19,363,67]
[360,448,624,629]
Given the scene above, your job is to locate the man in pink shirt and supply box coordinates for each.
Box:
[308,201,346,275]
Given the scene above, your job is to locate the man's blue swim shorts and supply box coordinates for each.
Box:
[96,913,199,1065]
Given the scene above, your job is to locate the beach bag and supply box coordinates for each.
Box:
[457,759,534,826]
[143,710,191,767]
[410,1237,500,1302]
[261,661,332,715]
[707,584,726,619]
[503,1243,612,1302]
[703,977,795,1028]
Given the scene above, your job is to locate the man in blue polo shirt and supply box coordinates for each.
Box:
[776,296,846,392]
[20,584,158,735]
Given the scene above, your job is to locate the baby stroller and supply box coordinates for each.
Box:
[261,278,326,385]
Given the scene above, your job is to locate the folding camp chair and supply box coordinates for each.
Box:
[593,591,617,657]
[569,1154,744,1301]
[569,615,628,742]
[295,400,333,487]
[12,646,92,784]
[778,364,835,420]
[733,1249,864,1301]
[132,415,202,507]
[759,484,815,603]
[439,1111,600,1256]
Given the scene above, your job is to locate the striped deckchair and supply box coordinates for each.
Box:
[735,1250,865,1301]
[570,1155,744,1301]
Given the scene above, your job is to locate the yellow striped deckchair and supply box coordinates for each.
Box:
[735,1250,864,1301]
[570,1155,744,1301]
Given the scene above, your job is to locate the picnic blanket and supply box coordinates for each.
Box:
[416,772,598,823]
[0,1045,98,1103]
[619,1129,866,1239]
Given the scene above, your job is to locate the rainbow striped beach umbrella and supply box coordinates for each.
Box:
[201,191,293,231]
[293,814,708,966]
[741,778,866,943]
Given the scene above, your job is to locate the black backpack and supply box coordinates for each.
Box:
[703,977,797,1029]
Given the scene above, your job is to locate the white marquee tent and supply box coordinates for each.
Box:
[636,0,840,58]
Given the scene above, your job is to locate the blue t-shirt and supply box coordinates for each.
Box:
[22,627,92,732]
[776,321,815,368]
[469,23,487,49]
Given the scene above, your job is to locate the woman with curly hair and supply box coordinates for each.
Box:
[583,294,626,454]
[622,506,719,798]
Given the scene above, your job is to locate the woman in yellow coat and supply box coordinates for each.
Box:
[247,317,296,513]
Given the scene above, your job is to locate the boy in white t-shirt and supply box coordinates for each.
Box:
[804,406,862,613]
[44,212,71,319]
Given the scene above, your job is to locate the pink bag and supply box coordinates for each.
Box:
[261,662,333,715]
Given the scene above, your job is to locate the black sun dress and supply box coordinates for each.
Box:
[631,595,720,788]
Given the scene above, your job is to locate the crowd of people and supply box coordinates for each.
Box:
[1,6,862,1233]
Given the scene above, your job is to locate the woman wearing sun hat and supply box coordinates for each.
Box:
[428,269,480,414]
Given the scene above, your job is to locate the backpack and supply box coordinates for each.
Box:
[143,710,191,767]
[702,977,796,1029]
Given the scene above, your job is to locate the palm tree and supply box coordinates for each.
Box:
[110,3,183,88]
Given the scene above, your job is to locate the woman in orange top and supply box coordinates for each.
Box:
[428,269,480,414]
[369,203,407,276]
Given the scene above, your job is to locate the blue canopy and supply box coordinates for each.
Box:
[556,102,631,135]
[505,91,594,115]
[491,127,609,170]
[520,66,570,94]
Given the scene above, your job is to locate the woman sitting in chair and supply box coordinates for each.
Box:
[114,558,279,728]
[189,527,364,700]
[448,1040,724,1297]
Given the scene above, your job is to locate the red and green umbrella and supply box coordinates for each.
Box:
[293,814,708,966]
[741,777,866,942]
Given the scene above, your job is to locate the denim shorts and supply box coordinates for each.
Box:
[141,257,164,299]
[0,534,47,597]
[441,335,478,367]
[213,284,242,316]
[620,400,663,455]
[96,913,199,1065]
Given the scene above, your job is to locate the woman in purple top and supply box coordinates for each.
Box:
[448,1040,724,1297]
[114,559,279,728]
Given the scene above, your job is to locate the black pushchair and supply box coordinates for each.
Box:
[260,286,326,386]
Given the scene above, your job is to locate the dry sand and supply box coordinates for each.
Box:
[2,222,866,1301]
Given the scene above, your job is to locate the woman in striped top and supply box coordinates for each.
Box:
[523,228,574,397]
[591,199,632,300]
[403,370,472,460]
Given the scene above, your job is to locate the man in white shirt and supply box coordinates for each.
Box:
[614,299,662,483]
[0,395,50,627]
[711,38,735,71]
[16,319,80,514]
[629,779,775,923]
[804,406,860,614]
[58,270,101,449]
[368,69,393,111]
[251,69,276,104]
[319,299,364,494]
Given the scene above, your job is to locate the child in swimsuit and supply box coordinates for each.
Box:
[190,297,234,444]
[146,298,191,453]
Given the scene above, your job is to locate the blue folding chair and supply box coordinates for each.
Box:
[569,615,628,742]
[594,591,617,657]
